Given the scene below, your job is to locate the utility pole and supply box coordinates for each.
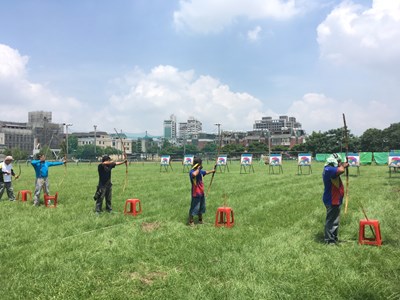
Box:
[214,123,221,157]
[65,123,73,159]
[214,123,221,142]
[94,125,97,160]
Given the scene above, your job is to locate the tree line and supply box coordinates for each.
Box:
[3,123,399,160]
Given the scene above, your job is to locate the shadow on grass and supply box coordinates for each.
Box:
[313,231,358,245]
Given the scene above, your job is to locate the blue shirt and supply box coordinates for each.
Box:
[31,160,64,178]
[322,165,344,206]
[189,169,206,197]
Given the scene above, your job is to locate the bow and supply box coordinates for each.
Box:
[114,128,128,192]
[206,129,223,197]
[16,164,21,180]
[342,113,350,214]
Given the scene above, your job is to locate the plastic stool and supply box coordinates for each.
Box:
[44,192,58,208]
[215,207,234,227]
[124,199,142,216]
[17,190,32,202]
[359,219,382,246]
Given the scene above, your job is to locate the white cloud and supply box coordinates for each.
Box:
[317,0,400,68]
[173,0,299,34]
[106,65,264,134]
[288,93,396,135]
[0,44,28,79]
[247,25,262,41]
[0,44,86,127]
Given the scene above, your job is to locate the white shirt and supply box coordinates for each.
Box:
[2,162,13,182]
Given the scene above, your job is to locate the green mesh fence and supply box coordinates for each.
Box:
[373,152,388,165]
[315,153,329,162]
[360,152,373,165]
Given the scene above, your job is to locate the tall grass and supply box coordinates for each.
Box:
[0,160,399,299]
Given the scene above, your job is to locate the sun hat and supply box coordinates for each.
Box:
[5,156,13,161]
[325,153,342,167]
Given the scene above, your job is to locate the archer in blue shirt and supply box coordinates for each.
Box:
[31,154,65,206]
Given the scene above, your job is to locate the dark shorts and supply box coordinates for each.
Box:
[189,195,206,216]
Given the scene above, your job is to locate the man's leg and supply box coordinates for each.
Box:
[33,178,44,206]
[324,205,341,243]
[43,178,50,195]
[5,182,16,201]
[0,182,5,200]
[95,186,106,213]
[105,185,113,212]
[188,196,200,225]
[198,195,206,224]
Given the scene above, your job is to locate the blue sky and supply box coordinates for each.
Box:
[0,0,399,136]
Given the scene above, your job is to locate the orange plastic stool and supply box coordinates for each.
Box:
[44,192,58,208]
[124,199,142,216]
[359,219,382,246]
[215,207,234,227]
[17,190,32,202]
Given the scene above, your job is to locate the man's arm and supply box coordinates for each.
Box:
[47,161,65,167]
[102,160,127,166]
[336,162,349,175]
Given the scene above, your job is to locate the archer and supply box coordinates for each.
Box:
[93,155,127,214]
[188,157,215,226]
[322,153,349,245]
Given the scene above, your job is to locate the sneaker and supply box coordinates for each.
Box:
[198,220,204,224]
[188,220,195,226]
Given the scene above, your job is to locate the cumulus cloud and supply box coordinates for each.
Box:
[0,45,28,79]
[288,93,396,135]
[106,65,264,134]
[247,25,262,41]
[0,44,86,126]
[173,0,299,34]
[317,0,400,68]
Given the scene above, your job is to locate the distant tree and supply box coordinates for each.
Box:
[160,140,179,155]
[382,122,400,151]
[75,145,97,159]
[202,142,217,153]
[359,128,383,152]
[182,144,198,155]
[3,148,29,160]
[103,146,120,155]
[247,141,268,153]
[301,128,359,155]
[290,143,307,153]
[68,135,78,152]
[271,145,290,152]
[146,144,159,156]
[221,143,245,157]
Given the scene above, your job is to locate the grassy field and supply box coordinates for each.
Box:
[0,160,399,300]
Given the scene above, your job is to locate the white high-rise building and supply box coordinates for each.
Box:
[179,116,202,138]
[163,114,177,140]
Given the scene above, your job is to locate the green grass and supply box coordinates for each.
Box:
[0,161,399,299]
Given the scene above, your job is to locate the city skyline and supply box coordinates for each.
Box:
[1,1,399,136]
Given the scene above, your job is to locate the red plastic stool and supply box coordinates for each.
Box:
[215,207,234,227]
[359,219,382,246]
[124,199,142,216]
[44,192,58,208]
[17,190,32,202]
